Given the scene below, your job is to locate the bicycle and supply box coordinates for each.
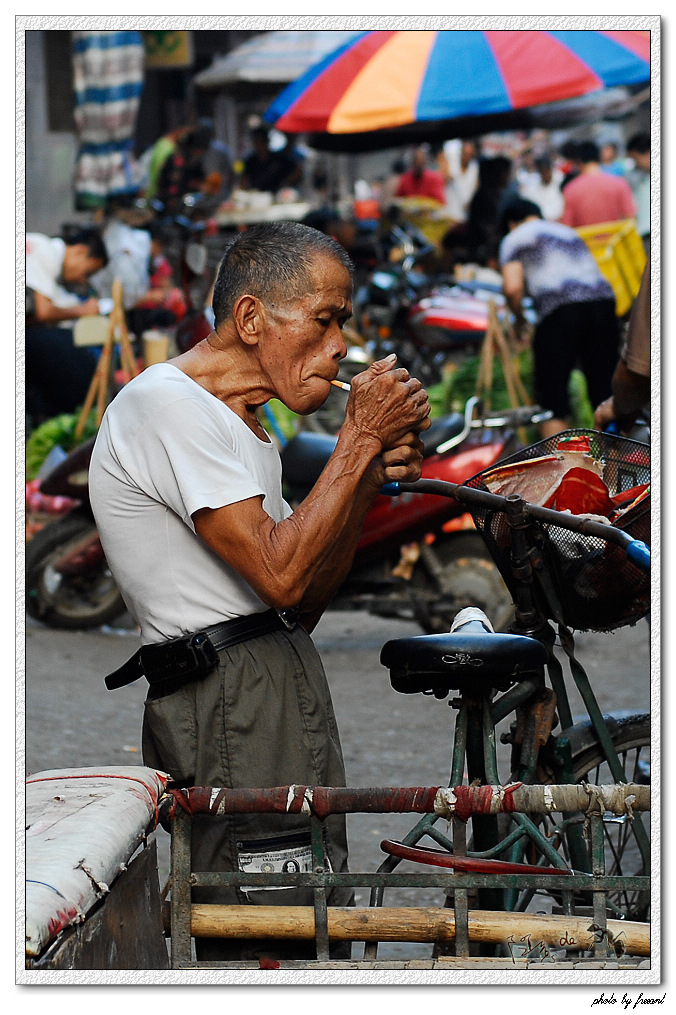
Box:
[160,427,651,968]
[369,427,650,958]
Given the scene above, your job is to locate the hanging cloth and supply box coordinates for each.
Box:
[72,30,145,211]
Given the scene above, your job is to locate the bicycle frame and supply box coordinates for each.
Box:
[379,479,651,913]
[161,474,650,967]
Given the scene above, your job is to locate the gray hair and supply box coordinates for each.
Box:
[211,221,354,327]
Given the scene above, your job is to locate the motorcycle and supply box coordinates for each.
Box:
[281,397,551,633]
[354,220,534,387]
[25,398,549,633]
[25,437,128,630]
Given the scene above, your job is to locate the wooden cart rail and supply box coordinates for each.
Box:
[162,905,650,958]
[164,783,650,969]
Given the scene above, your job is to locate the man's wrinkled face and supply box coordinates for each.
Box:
[262,253,353,415]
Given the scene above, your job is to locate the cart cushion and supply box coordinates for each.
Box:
[25,766,169,958]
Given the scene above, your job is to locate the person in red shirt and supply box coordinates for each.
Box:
[560,140,636,227]
[395,146,446,205]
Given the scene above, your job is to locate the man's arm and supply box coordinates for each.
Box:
[193,360,430,627]
[294,433,424,632]
[594,359,650,430]
[501,260,529,342]
[594,258,650,429]
[32,290,100,324]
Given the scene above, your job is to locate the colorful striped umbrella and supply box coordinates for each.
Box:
[264,30,650,149]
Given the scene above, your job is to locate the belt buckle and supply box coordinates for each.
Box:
[188,632,219,670]
[277,607,300,630]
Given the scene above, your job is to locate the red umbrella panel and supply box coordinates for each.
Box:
[264,29,650,139]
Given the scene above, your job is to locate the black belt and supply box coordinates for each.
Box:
[105,607,300,694]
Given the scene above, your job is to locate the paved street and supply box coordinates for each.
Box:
[23,607,651,960]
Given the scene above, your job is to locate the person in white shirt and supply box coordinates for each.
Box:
[519,155,564,222]
[438,139,479,223]
[26,229,109,424]
[26,229,108,326]
[90,220,431,962]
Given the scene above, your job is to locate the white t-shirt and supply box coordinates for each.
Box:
[90,219,151,310]
[25,234,80,310]
[519,173,565,222]
[442,140,479,223]
[90,363,293,644]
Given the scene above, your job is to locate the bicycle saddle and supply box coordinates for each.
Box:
[381,608,548,695]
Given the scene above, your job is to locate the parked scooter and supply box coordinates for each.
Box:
[281,397,551,632]
[26,437,127,630]
[25,398,549,633]
[354,220,533,387]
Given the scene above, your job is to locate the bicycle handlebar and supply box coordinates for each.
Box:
[381,478,650,572]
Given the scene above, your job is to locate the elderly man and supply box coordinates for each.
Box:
[89,221,430,961]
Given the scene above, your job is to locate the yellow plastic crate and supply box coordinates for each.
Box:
[577,218,646,317]
[393,196,457,248]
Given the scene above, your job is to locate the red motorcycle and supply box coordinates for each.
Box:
[26,437,127,630]
[25,398,548,632]
[281,397,550,632]
[354,220,533,388]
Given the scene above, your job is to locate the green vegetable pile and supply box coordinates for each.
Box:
[26,411,99,481]
[443,350,593,427]
[444,349,534,414]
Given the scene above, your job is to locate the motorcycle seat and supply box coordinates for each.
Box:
[420,412,465,455]
[281,432,338,492]
[280,412,466,493]
[381,630,548,695]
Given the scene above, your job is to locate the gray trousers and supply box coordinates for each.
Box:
[142,624,353,960]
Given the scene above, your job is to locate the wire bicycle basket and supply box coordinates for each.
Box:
[464,430,650,632]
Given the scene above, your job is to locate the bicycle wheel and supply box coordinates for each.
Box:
[526,712,650,922]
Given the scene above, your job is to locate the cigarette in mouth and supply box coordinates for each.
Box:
[331,379,352,391]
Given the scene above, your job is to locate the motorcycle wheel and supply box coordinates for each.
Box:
[26,514,127,630]
[409,531,515,634]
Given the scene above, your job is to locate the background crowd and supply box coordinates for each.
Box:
[25,122,651,440]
